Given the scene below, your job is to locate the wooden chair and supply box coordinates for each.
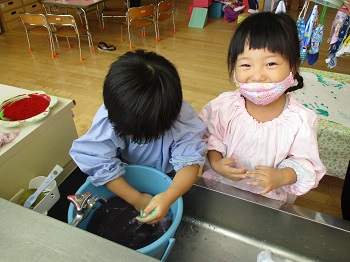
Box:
[156,0,176,42]
[46,14,92,61]
[121,4,158,49]
[19,12,56,58]
[101,0,130,30]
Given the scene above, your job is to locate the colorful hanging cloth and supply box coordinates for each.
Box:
[339,2,350,16]
[270,0,286,12]
[326,16,350,69]
[328,8,348,45]
[297,0,310,47]
[275,0,286,13]
[308,5,327,65]
[300,3,318,64]
[336,33,350,57]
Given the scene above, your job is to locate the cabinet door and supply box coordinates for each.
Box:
[3,7,23,22]
[0,0,22,12]
[5,15,21,29]
[24,2,41,12]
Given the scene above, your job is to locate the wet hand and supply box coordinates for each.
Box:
[133,193,153,213]
[245,166,285,194]
[211,157,247,181]
[136,192,171,224]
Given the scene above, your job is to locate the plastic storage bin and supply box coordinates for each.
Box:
[193,0,212,8]
[208,1,224,18]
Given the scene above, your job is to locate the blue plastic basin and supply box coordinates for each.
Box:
[67,165,183,261]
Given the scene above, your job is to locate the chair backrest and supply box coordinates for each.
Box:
[128,4,155,21]
[46,14,77,27]
[20,13,48,27]
[157,0,174,13]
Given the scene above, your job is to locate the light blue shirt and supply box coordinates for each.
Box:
[70,101,207,186]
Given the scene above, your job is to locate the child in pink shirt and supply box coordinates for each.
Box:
[199,12,326,203]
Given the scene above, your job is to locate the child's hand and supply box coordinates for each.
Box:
[245,166,296,194]
[211,157,247,181]
[133,193,153,213]
[136,192,172,224]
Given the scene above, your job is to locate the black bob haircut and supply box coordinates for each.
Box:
[228,12,303,91]
[103,49,183,143]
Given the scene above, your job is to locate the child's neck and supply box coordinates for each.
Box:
[245,94,287,123]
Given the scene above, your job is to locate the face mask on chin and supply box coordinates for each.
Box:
[234,72,295,106]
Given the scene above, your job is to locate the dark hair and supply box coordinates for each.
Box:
[227,12,303,92]
[103,49,183,142]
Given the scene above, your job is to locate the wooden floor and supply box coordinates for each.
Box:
[0,1,348,219]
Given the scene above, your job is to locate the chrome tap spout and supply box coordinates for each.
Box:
[68,192,107,227]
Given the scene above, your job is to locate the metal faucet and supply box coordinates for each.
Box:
[67,192,107,227]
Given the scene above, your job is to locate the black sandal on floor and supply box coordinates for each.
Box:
[98,42,116,51]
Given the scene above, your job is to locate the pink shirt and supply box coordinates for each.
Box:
[199,90,326,202]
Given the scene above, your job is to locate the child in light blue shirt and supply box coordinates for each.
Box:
[70,50,206,224]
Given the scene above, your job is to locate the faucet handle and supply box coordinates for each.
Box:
[67,192,92,212]
[88,195,107,206]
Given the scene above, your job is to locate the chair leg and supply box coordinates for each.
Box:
[156,21,160,42]
[45,34,51,45]
[154,22,159,42]
[24,31,32,52]
[76,35,83,61]
[54,35,60,48]
[76,10,85,27]
[88,34,93,48]
[102,17,105,30]
[128,25,132,49]
[48,33,56,58]
[66,38,72,48]
[120,25,124,42]
[96,6,102,28]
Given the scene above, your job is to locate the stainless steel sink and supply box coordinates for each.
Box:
[167,178,350,262]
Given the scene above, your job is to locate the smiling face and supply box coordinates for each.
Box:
[235,45,291,84]
[227,13,301,85]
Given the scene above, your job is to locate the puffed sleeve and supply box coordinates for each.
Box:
[199,92,237,155]
[169,102,207,171]
[69,105,126,186]
[279,107,326,195]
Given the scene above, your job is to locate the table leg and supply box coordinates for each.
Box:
[341,160,350,221]
[96,5,102,27]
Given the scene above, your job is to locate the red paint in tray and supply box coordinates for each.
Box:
[1,93,51,121]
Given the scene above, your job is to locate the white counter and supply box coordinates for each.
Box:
[0,84,78,200]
